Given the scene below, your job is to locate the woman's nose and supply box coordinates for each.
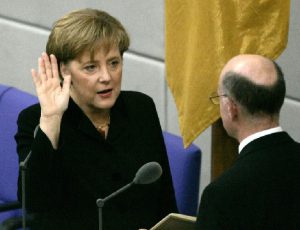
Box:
[98,67,111,82]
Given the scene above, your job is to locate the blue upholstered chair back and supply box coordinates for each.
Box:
[0,84,37,225]
[163,131,201,216]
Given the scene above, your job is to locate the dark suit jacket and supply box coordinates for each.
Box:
[196,132,300,230]
[15,91,177,230]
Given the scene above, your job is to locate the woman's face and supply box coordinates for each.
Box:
[61,45,123,115]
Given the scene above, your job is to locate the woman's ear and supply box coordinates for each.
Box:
[60,63,70,78]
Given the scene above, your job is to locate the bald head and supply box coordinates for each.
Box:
[220,54,277,86]
[219,54,285,116]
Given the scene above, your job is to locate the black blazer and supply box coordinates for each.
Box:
[15,91,177,230]
[196,132,300,230]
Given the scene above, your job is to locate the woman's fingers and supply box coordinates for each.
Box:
[42,52,53,79]
[31,68,40,86]
[31,53,70,119]
[32,53,62,94]
[50,54,59,79]
[38,57,48,82]
[38,52,60,81]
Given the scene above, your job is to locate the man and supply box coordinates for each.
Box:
[196,54,300,229]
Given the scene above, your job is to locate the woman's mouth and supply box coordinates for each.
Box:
[97,89,112,97]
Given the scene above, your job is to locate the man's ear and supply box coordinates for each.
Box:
[227,99,238,121]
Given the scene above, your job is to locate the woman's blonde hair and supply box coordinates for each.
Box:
[46,8,130,74]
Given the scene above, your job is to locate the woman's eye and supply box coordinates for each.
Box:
[84,65,96,72]
[110,60,120,69]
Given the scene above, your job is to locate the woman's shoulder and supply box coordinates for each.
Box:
[117,91,157,117]
[18,103,41,121]
[120,90,153,102]
[119,91,155,107]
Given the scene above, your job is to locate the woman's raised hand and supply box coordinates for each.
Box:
[31,52,71,118]
[31,52,71,149]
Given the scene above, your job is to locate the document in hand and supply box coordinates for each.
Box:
[150,213,196,230]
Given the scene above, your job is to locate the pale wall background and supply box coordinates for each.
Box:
[1,0,299,208]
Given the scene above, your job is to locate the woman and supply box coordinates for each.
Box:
[15,8,177,230]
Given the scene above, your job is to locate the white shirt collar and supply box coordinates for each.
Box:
[238,126,283,153]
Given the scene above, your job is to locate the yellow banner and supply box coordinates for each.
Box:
[165,0,290,147]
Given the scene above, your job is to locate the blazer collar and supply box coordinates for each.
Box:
[238,131,292,160]
[64,93,129,142]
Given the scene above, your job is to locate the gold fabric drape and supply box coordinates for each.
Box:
[165,0,290,147]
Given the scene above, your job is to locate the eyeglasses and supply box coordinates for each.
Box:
[209,92,227,105]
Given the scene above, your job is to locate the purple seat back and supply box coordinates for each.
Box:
[163,131,201,216]
[0,84,37,224]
